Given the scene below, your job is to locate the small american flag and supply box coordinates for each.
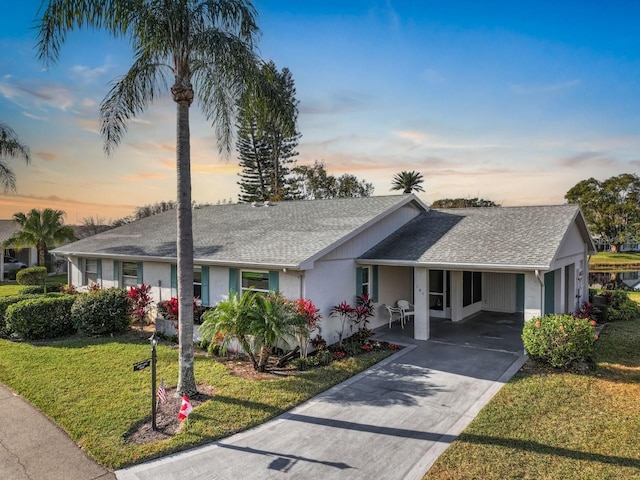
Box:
[157,379,167,404]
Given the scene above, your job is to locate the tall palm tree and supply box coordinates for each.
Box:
[0,123,30,192]
[3,208,75,267]
[37,0,260,396]
[390,170,425,194]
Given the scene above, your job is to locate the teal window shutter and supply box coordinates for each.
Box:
[356,266,363,297]
[136,262,143,285]
[372,265,379,302]
[170,264,177,297]
[268,270,279,293]
[113,261,120,288]
[97,259,102,286]
[201,266,210,305]
[229,268,238,295]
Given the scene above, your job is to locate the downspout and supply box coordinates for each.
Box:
[535,269,544,315]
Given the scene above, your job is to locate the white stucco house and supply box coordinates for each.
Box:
[51,195,595,344]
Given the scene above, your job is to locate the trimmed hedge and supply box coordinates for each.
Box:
[19,283,66,295]
[16,266,48,285]
[5,296,77,340]
[522,314,596,368]
[0,293,64,336]
[71,288,132,336]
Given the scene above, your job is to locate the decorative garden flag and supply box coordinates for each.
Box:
[157,379,167,404]
[178,394,193,421]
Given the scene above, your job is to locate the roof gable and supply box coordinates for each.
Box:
[360,205,592,270]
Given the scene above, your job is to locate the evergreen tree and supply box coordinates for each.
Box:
[237,61,300,202]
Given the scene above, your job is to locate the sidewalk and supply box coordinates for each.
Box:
[0,383,115,480]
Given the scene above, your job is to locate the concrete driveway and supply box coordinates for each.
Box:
[117,325,526,480]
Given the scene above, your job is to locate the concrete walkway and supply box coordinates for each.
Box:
[0,383,115,480]
[117,335,526,480]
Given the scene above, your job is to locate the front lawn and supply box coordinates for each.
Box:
[424,319,640,479]
[0,333,393,469]
[589,251,640,265]
[0,273,68,297]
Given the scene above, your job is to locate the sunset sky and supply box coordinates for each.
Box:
[1,1,639,223]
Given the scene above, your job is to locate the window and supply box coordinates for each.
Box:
[463,271,482,307]
[122,262,138,289]
[361,267,370,296]
[194,266,202,299]
[84,259,98,285]
[241,271,270,294]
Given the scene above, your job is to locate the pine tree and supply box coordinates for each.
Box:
[237,61,300,202]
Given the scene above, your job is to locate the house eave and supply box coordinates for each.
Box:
[51,250,303,271]
[356,258,550,272]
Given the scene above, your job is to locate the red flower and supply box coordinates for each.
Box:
[590,320,597,327]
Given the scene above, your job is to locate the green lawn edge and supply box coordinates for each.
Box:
[0,334,394,469]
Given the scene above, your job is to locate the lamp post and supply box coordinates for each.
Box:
[149,333,158,430]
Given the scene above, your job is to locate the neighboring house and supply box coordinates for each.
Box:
[593,237,640,253]
[51,195,595,343]
[0,220,38,280]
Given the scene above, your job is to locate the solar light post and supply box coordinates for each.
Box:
[150,333,158,431]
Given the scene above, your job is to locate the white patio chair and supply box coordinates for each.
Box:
[385,304,404,328]
[397,300,415,324]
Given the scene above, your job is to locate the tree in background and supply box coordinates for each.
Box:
[293,161,374,199]
[0,122,30,192]
[390,170,424,194]
[431,198,501,208]
[2,208,75,267]
[237,61,300,202]
[134,200,177,220]
[565,173,640,252]
[37,0,260,396]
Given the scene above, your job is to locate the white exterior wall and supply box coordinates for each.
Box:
[319,204,421,261]
[414,267,429,340]
[483,272,517,313]
[377,265,413,308]
[209,266,229,304]
[550,221,590,312]
[303,259,356,346]
[143,262,172,304]
[524,271,543,321]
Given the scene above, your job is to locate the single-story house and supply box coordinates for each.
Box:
[0,220,38,280]
[52,195,595,344]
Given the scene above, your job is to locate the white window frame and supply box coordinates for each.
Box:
[361,266,370,297]
[121,261,138,289]
[194,265,202,300]
[241,270,270,294]
[84,259,98,286]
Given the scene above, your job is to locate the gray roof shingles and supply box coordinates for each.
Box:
[53,195,416,268]
[360,205,584,268]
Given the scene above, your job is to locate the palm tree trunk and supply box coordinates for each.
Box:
[175,95,197,397]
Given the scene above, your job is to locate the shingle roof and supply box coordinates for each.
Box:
[52,195,421,268]
[360,205,592,269]
[0,220,19,244]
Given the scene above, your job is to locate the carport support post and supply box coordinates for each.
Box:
[414,267,429,340]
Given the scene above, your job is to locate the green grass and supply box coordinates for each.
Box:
[424,319,640,480]
[0,334,393,469]
[0,273,68,297]
[590,252,640,265]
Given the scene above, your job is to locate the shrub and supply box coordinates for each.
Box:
[522,314,596,368]
[5,296,77,340]
[0,293,62,336]
[19,283,66,295]
[16,266,48,286]
[606,290,640,322]
[128,284,153,326]
[71,288,132,336]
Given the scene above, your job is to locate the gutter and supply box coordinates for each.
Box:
[356,258,550,272]
[51,250,304,272]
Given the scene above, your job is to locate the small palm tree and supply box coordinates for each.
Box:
[200,291,260,369]
[390,171,425,194]
[0,123,30,192]
[251,293,305,371]
[3,209,75,267]
[37,0,260,396]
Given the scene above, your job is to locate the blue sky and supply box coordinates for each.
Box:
[1,1,639,221]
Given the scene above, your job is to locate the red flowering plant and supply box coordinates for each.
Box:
[128,284,153,328]
[157,297,179,321]
[330,300,355,348]
[291,298,322,359]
